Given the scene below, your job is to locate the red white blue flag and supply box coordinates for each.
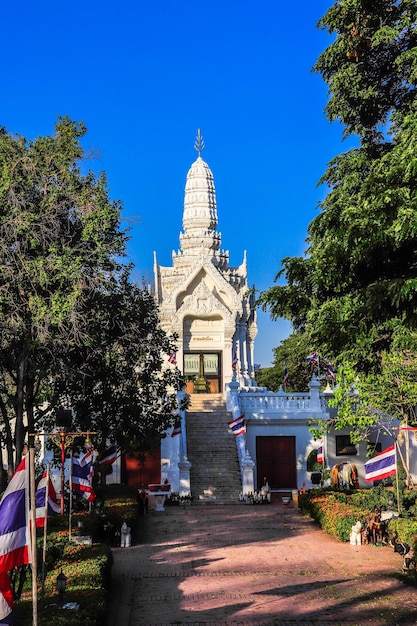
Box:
[98,443,118,466]
[0,456,30,575]
[307,351,318,364]
[364,445,397,482]
[0,572,14,624]
[78,446,95,468]
[317,442,324,464]
[284,365,290,388]
[328,363,336,381]
[232,350,238,372]
[168,351,177,365]
[72,450,96,502]
[228,414,246,436]
[34,470,60,528]
[171,421,181,437]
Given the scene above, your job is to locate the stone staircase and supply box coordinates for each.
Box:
[186,393,242,503]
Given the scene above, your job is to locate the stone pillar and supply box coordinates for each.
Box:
[178,458,192,497]
[309,374,321,410]
[228,379,240,413]
[241,449,255,495]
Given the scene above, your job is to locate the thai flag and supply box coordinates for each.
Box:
[328,363,336,381]
[171,421,181,437]
[34,470,60,528]
[307,351,318,364]
[284,365,290,388]
[228,414,246,436]
[232,350,238,372]
[168,351,177,365]
[78,446,95,468]
[98,443,118,466]
[72,451,96,502]
[0,456,30,575]
[364,445,397,482]
[317,442,324,464]
[0,572,14,624]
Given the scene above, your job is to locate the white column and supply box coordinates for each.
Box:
[241,450,255,495]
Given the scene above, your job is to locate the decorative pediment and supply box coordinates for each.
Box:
[172,262,242,312]
[178,283,234,325]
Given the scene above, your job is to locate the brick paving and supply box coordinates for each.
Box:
[106,500,417,626]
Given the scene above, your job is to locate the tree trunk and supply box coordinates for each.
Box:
[15,349,29,466]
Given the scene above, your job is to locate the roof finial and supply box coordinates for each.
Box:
[194,128,205,156]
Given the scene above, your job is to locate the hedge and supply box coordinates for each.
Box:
[14,485,139,625]
[299,488,417,552]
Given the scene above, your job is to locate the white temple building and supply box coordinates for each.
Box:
[151,132,414,503]
[153,130,258,393]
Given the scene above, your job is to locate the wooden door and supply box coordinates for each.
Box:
[124,449,161,490]
[256,436,296,490]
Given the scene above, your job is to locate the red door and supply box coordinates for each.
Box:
[125,449,161,490]
[256,436,296,490]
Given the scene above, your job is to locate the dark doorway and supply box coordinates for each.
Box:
[256,436,296,490]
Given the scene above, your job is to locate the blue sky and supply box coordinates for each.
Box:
[2,1,348,367]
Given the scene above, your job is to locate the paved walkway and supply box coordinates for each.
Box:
[106,501,417,626]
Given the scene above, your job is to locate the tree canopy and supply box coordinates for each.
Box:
[0,118,182,471]
[258,0,417,374]
[255,332,319,392]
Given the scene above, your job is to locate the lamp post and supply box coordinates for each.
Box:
[31,429,97,515]
[56,569,67,605]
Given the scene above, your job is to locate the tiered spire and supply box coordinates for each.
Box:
[180,129,220,255]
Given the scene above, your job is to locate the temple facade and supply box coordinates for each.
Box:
[153,131,258,392]
[144,134,416,500]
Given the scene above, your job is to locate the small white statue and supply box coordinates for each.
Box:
[350,521,362,545]
[120,522,131,548]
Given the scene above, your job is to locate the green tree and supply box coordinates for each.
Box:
[0,118,180,470]
[312,352,417,486]
[48,271,184,469]
[0,117,126,467]
[258,0,417,372]
[256,332,317,392]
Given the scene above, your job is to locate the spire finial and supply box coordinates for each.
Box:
[194,128,205,156]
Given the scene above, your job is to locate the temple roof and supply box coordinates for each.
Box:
[181,154,219,253]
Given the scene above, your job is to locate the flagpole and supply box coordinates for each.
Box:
[41,464,50,607]
[395,439,409,487]
[324,434,330,470]
[29,446,38,626]
[395,442,401,516]
[69,450,73,542]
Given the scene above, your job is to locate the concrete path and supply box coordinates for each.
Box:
[106,501,417,626]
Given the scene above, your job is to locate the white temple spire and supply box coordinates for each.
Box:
[180,134,220,257]
[194,128,205,156]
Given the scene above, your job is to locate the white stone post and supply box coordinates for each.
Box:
[241,449,255,495]
[228,379,240,414]
[178,458,192,497]
[177,388,192,496]
[309,374,321,410]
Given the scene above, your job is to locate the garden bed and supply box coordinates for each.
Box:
[299,487,417,549]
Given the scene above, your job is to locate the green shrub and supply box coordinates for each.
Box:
[14,486,138,625]
[298,487,417,544]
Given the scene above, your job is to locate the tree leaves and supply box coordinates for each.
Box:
[0,118,182,468]
[258,1,417,400]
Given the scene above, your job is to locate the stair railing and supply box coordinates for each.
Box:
[177,389,192,496]
[226,379,255,495]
